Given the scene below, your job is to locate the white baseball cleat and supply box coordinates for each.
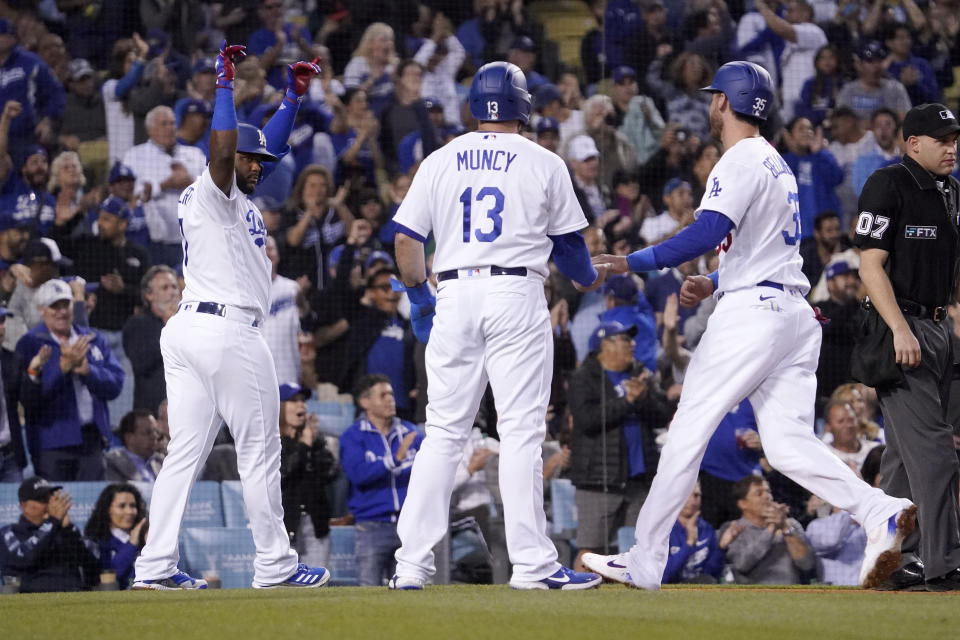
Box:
[580,552,634,586]
[387,575,425,590]
[859,504,917,589]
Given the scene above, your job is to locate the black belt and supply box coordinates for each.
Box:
[436,266,528,282]
[897,298,947,323]
[189,302,261,327]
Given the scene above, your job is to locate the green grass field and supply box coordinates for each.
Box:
[2,585,959,640]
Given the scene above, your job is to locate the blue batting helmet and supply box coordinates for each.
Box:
[469,62,531,125]
[700,61,774,122]
[236,123,279,162]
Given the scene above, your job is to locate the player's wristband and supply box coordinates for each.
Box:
[284,88,301,105]
[405,281,434,306]
[627,247,658,273]
[708,270,719,290]
[211,86,238,131]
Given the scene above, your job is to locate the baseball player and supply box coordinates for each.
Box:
[582,61,916,590]
[388,61,609,590]
[132,42,328,590]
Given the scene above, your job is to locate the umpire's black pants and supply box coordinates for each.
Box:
[878,316,960,580]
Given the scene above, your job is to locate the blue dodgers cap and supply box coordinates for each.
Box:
[588,321,638,352]
[536,116,559,134]
[601,274,639,304]
[0,18,15,36]
[109,162,136,183]
[510,35,536,52]
[146,28,168,57]
[423,97,443,112]
[365,249,395,270]
[825,260,855,280]
[859,40,887,60]
[193,58,216,74]
[534,84,562,111]
[0,209,32,232]
[279,383,311,402]
[327,244,345,271]
[663,177,691,197]
[613,66,637,84]
[25,145,47,160]
[182,99,212,118]
[99,195,131,220]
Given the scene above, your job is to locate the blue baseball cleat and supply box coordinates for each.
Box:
[509,566,602,590]
[132,570,208,591]
[253,563,331,589]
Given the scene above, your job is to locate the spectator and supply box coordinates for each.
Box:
[16,278,124,481]
[104,409,162,483]
[279,383,337,569]
[826,106,877,222]
[0,212,31,307]
[106,162,152,251]
[619,89,668,167]
[576,94,638,192]
[343,22,399,117]
[637,124,698,210]
[663,482,724,584]
[329,87,384,188]
[264,236,305,385]
[280,165,352,289]
[640,177,694,245]
[47,150,99,237]
[852,107,902,197]
[567,322,673,571]
[173,58,216,132]
[608,66,639,128]
[823,400,880,470]
[0,478,99,593]
[379,59,439,175]
[535,117,560,154]
[796,45,844,128]
[100,35,149,165]
[597,275,659,372]
[339,374,423,586]
[413,12,466,127]
[83,482,148,590]
[456,0,540,71]
[781,116,844,238]
[340,268,416,419]
[532,84,584,152]
[830,383,883,444]
[122,265,179,414]
[683,1,736,70]
[568,227,609,361]
[798,211,845,288]
[699,400,764,529]
[815,260,861,405]
[836,41,911,121]
[718,475,817,584]
[506,35,548,92]
[884,24,941,106]
[626,0,682,82]
[645,256,702,335]
[752,0,827,122]
[566,135,609,222]
[59,59,107,160]
[155,398,169,459]
[0,306,24,482]
[645,51,713,140]
[805,501,867,585]
[247,0,319,90]
[49,196,150,339]
[4,239,85,351]
[37,32,69,86]
[0,18,64,161]
[175,100,212,159]
[122,105,206,270]
[0,142,55,235]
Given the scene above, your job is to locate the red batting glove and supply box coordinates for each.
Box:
[216,40,247,89]
[286,58,321,97]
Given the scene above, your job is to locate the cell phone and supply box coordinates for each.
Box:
[629,361,646,377]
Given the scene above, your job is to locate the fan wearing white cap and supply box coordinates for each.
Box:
[565,134,607,220]
[14,277,125,481]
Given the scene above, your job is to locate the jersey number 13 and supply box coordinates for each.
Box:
[459,186,504,243]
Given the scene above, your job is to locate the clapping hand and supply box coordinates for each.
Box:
[47,490,72,527]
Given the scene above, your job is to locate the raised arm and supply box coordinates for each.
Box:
[209,41,247,196]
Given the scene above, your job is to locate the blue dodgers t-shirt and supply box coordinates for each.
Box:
[605,369,645,476]
[367,317,409,409]
[700,398,762,482]
[644,270,698,335]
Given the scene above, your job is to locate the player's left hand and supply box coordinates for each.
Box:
[591,253,630,275]
[573,262,613,293]
[391,277,436,344]
[679,275,714,307]
[216,40,247,88]
[287,58,322,97]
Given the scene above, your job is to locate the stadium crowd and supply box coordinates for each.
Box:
[1,0,960,591]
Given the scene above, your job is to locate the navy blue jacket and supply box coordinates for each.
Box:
[339,415,422,523]
[94,533,139,589]
[15,323,124,454]
[0,46,65,148]
[1,347,26,468]
[0,515,99,592]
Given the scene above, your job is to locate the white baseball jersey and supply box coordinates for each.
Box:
[698,136,810,295]
[393,131,588,277]
[178,168,271,317]
[263,274,301,384]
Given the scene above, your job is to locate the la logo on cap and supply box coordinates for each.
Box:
[940,110,956,120]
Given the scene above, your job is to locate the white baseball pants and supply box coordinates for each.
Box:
[625,286,910,589]
[134,309,298,585]
[394,273,561,583]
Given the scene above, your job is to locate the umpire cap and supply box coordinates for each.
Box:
[701,61,774,122]
[236,123,279,162]
[901,103,960,140]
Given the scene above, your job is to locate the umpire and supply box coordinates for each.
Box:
[855,102,960,591]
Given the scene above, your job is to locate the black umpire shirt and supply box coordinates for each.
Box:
[853,155,960,307]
